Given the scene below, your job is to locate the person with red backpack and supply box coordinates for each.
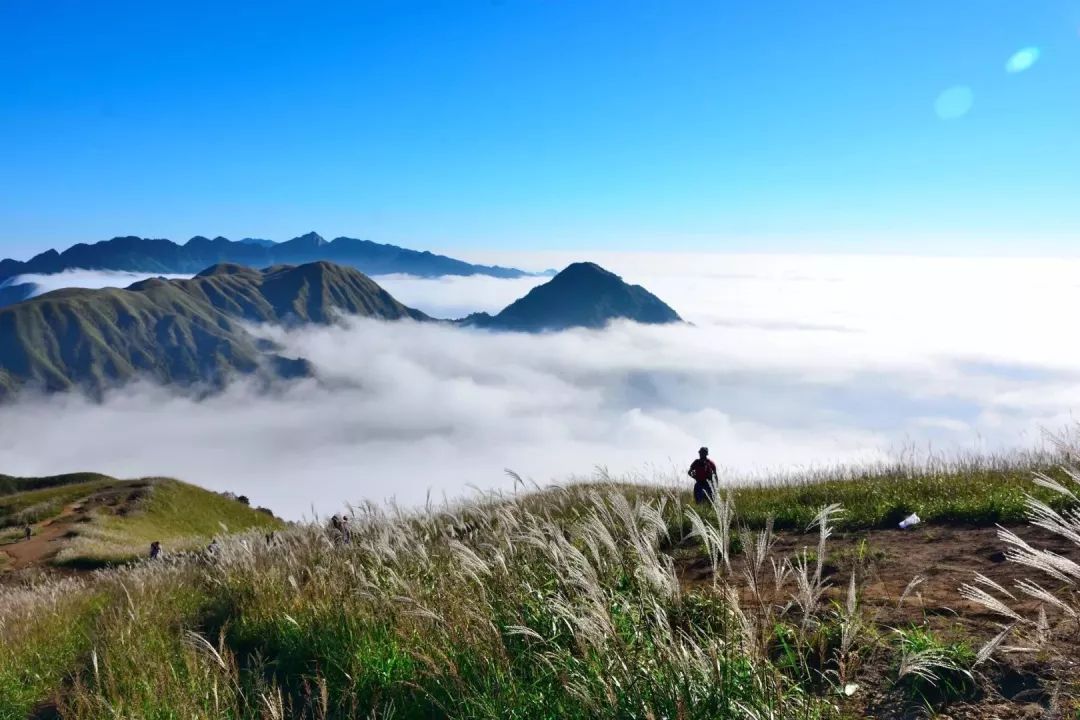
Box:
[688,446,718,504]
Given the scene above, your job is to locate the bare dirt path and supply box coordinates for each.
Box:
[677,522,1080,719]
[0,483,147,571]
[1,502,84,570]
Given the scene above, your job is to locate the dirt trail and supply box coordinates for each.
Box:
[1,502,82,570]
[679,522,1080,632]
[0,483,148,571]
[677,522,1080,719]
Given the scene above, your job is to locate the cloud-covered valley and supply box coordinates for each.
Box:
[1,254,1078,520]
[3,269,192,297]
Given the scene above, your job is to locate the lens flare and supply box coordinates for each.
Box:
[934,86,974,120]
[1005,47,1040,73]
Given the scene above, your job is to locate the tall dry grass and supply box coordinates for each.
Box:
[960,435,1080,699]
[3,483,844,719]
[5,446,1071,719]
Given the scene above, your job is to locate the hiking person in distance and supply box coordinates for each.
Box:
[341,515,352,545]
[688,447,718,504]
[149,541,161,559]
[23,525,31,541]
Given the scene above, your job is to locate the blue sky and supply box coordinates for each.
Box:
[2,0,1079,259]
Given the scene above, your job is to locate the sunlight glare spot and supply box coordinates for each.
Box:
[1005,47,1040,74]
[934,86,974,120]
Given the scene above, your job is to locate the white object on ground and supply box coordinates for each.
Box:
[898,513,921,529]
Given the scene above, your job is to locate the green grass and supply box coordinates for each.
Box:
[0,478,115,529]
[2,479,837,720]
[647,453,1068,532]
[1,452,1076,719]
[894,627,979,707]
[0,472,116,497]
[0,477,284,716]
[55,479,284,567]
[0,582,108,720]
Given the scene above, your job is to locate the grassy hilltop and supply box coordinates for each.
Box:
[0,473,282,572]
[1,455,1079,719]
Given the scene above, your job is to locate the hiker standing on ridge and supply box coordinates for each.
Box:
[688,447,718,504]
[23,525,32,541]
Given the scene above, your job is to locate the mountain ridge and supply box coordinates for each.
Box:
[0,233,531,289]
[0,261,429,400]
[0,259,681,400]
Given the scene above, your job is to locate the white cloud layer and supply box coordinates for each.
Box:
[2,254,1079,520]
[4,269,192,296]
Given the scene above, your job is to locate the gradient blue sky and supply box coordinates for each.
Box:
[2,1,1079,259]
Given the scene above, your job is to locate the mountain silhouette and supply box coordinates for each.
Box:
[0,233,529,293]
[462,262,681,331]
[0,262,427,400]
[0,259,681,399]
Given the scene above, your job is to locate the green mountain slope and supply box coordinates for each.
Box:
[463,262,682,331]
[184,262,427,324]
[0,261,427,400]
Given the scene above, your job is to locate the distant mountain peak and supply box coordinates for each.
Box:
[560,261,606,273]
[462,261,680,332]
[195,263,262,278]
[549,262,621,283]
[283,231,327,247]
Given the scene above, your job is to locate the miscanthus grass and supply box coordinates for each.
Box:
[4,445,1071,719]
[959,434,1080,695]
[2,484,838,720]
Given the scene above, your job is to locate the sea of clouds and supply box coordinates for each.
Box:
[2,253,1079,520]
[2,268,192,296]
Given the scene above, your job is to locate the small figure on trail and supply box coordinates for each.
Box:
[149,541,161,559]
[265,531,276,546]
[206,538,220,556]
[688,447,718,504]
[328,514,351,545]
[23,525,31,541]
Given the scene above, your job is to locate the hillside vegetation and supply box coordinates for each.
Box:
[2,452,1078,719]
[0,475,282,573]
[0,261,428,400]
[711,451,1070,530]
[0,473,116,528]
[0,472,116,497]
[54,478,284,568]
